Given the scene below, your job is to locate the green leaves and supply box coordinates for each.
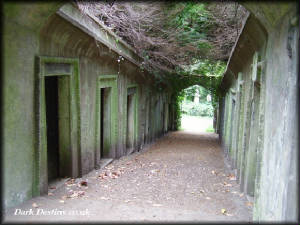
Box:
[168,1,213,52]
[169,59,226,124]
[181,59,226,78]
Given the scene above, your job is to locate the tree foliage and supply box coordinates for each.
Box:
[182,85,214,117]
[77,1,247,77]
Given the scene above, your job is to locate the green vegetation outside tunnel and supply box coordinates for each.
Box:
[168,60,226,131]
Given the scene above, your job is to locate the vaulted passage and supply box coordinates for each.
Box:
[3,1,298,223]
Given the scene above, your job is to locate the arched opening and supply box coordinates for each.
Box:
[180,85,214,132]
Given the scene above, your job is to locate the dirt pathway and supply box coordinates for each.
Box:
[4,131,252,223]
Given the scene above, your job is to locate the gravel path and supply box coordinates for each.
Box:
[4,131,253,223]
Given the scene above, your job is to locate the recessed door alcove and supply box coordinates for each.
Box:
[95,75,118,167]
[37,57,81,195]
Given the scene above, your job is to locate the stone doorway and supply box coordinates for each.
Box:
[126,87,137,155]
[95,75,118,167]
[45,76,71,182]
[37,57,81,195]
[100,87,112,159]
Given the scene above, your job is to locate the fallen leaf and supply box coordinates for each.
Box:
[112,171,120,176]
[246,202,253,207]
[105,165,114,170]
[223,182,232,187]
[69,190,85,198]
[221,208,227,214]
[69,193,77,198]
[49,186,56,189]
[212,170,218,175]
[80,181,88,186]
[227,174,236,181]
[98,174,107,179]
[65,179,75,185]
[32,203,38,208]
[150,169,160,174]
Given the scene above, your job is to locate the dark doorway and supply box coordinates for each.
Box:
[100,87,111,158]
[126,87,136,154]
[45,76,71,182]
[45,76,59,181]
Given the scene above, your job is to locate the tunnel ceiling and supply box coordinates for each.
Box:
[76,1,248,92]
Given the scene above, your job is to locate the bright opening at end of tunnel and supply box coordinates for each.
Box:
[180,85,214,133]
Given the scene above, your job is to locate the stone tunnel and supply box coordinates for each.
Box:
[2,1,299,223]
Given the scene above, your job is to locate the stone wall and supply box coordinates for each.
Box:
[2,2,171,209]
[218,3,298,222]
[3,2,63,209]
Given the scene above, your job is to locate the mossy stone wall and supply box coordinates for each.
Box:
[219,3,298,222]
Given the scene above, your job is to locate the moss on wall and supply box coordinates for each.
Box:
[3,2,171,210]
[219,4,298,222]
[3,2,63,209]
